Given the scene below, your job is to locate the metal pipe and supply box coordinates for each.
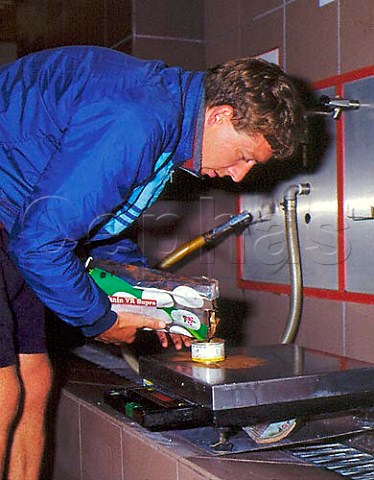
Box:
[280,183,311,344]
[156,235,206,270]
[156,211,253,270]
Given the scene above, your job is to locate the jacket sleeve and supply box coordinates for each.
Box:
[89,237,149,266]
[8,98,167,336]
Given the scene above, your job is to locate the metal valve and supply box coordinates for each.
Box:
[319,95,360,120]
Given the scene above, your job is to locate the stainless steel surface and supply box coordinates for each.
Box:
[344,75,374,294]
[139,344,374,425]
[175,411,373,455]
[240,86,339,290]
[241,74,374,296]
[289,441,374,479]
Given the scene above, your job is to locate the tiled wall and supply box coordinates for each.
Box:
[0,0,133,56]
[132,0,205,70]
[204,0,374,77]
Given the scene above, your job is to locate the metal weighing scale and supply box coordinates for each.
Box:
[104,343,374,434]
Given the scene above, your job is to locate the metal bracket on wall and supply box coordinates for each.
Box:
[347,207,374,222]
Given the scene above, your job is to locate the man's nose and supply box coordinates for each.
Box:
[228,161,255,183]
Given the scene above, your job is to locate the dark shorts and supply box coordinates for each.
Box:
[0,228,47,367]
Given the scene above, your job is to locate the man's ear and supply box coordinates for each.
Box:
[205,105,234,126]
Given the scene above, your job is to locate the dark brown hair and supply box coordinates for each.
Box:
[205,58,305,158]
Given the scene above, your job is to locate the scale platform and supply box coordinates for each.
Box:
[138,344,374,427]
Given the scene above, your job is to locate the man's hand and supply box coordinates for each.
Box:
[95,311,166,344]
[156,331,192,350]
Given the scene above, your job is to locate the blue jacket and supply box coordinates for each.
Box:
[0,46,205,336]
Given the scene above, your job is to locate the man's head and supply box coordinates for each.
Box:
[201,57,304,182]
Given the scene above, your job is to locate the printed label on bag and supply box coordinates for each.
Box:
[110,295,157,307]
[170,309,201,331]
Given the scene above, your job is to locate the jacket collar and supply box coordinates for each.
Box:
[172,72,205,178]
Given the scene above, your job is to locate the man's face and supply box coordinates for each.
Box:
[201,105,273,182]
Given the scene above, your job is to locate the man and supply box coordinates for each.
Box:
[0,46,304,478]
